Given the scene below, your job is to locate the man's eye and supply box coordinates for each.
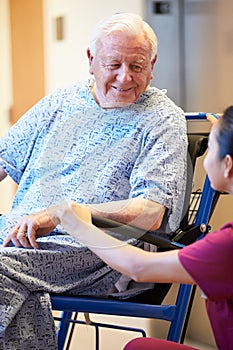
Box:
[105,64,120,70]
[131,65,143,72]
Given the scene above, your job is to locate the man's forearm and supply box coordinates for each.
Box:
[88,198,165,231]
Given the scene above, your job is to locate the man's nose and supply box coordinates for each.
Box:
[116,65,132,82]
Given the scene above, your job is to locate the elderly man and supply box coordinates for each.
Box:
[0,13,187,350]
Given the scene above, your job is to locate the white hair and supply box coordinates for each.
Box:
[89,13,158,60]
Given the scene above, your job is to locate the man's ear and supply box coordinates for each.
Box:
[151,55,157,70]
[87,48,94,75]
[150,55,157,80]
[224,154,233,178]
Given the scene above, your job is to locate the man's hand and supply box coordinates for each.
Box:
[3,206,60,249]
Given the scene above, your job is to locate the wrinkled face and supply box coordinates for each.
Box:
[88,33,157,108]
[204,123,227,192]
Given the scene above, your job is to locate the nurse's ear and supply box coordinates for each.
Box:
[223,154,233,178]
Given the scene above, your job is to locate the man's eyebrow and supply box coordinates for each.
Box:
[133,58,146,63]
[103,55,146,62]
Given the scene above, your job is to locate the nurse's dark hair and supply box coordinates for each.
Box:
[217,106,233,159]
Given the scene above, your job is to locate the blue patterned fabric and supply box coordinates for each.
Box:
[0,80,187,349]
[0,80,187,237]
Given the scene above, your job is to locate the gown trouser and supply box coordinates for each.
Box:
[0,235,120,350]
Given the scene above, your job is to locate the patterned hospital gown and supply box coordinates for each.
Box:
[0,80,187,349]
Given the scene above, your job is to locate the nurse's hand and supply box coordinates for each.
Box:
[57,201,92,234]
[206,113,222,124]
[3,206,60,249]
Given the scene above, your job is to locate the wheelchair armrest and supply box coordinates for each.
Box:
[91,214,211,250]
[92,215,185,250]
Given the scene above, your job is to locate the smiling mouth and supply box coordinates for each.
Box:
[112,86,133,92]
